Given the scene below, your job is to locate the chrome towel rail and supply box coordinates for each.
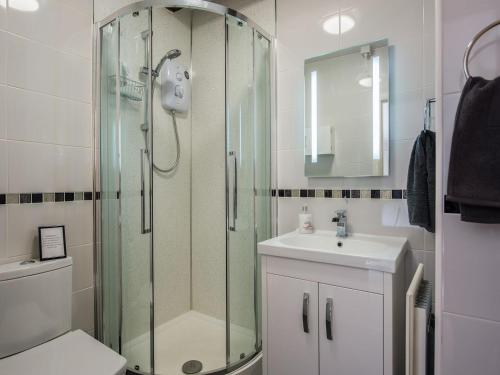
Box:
[463,19,500,79]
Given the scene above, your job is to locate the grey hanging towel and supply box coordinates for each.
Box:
[407,130,436,232]
[447,76,500,223]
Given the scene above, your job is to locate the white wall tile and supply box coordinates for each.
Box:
[59,146,92,192]
[64,201,93,247]
[442,313,500,375]
[423,33,436,88]
[67,244,93,292]
[277,107,304,151]
[8,142,92,193]
[64,0,93,17]
[405,248,424,285]
[0,206,6,261]
[390,35,424,94]
[8,0,92,58]
[8,141,57,192]
[442,215,500,322]
[277,148,308,187]
[0,1,6,31]
[6,33,91,103]
[390,89,425,142]
[72,287,94,333]
[347,198,425,249]
[6,87,92,147]
[442,92,460,187]
[442,0,500,94]
[423,250,435,285]
[424,230,435,251]
[0,140,7,192]
[7,203,65,258]
[0,84,5,139]
[0,31,6,84]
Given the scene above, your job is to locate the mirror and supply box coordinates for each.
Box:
[304,40,389,177]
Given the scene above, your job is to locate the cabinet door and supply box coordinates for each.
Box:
[267,274,319,375]
[319,283,383,375]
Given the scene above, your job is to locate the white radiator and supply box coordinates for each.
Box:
[406,264,433,375]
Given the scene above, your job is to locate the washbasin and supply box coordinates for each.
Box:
[258,230,408,273]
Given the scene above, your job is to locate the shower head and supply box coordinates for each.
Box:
[153,49,182,78]
[166,48,181,60]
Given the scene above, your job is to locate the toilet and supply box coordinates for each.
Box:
[0,257,126,375]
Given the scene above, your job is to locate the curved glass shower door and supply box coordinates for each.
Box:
[97,3,272,375]
[99,8,154,375]
[226,14,272,366]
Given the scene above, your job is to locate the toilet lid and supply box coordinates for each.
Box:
[0,330,127,375]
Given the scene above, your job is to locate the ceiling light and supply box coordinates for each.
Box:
[358,76,373,88]
[9,0,39,12]
[322,14,355,35]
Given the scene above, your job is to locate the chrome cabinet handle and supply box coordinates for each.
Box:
[140,149,151,234]
[228,151,237,231]
[302,293,310,333]
[326,298,333,340]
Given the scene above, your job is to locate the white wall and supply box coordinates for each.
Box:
[276,0,436,287]
[191,10,227,321]
[439,1,500,374]
[0,0,94,334]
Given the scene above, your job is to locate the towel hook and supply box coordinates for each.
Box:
[463,19,500,79]
[424,98,436,131]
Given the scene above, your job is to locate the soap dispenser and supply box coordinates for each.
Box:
[298,205,314,234]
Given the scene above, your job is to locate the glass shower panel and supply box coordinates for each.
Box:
[118,9,153,374]
[226,14,257,365]
[253,31,272,349]
[100,20,121,353]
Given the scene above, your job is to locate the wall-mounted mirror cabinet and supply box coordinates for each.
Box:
[305,40,390,177]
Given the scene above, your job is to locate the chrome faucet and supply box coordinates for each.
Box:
[332,209,347,237]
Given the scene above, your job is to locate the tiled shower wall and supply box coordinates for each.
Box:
[440,1,500,374]
[0,1,94,333]
[276,0,436,288]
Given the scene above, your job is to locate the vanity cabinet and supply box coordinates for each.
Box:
[261,255,405,375]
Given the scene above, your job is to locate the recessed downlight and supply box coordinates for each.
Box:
[358,76,373,88]
[9,0,39,12]
[322,14,355,35]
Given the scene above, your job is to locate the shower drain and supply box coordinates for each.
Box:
[182,360,203,374]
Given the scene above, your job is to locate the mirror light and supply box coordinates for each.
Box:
[311,70,318,163]
[372,55,381,161]
[9,0,39,11]
[322,14,355,35]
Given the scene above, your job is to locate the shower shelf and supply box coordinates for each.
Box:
[109,75,145,102]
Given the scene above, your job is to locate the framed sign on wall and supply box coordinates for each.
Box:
[38,225,67,261]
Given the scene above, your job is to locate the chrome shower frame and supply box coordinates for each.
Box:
[92,1,277,374]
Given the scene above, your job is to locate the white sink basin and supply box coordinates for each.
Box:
[258,230,408,273]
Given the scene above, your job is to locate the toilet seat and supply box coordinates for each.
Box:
[0,329,127,375]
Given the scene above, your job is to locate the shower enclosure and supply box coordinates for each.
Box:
[94,1,273,374]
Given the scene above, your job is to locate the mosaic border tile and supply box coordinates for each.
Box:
[274,188,407,200]
[0,192,96,205]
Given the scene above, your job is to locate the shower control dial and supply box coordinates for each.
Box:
[175,85,184,99]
